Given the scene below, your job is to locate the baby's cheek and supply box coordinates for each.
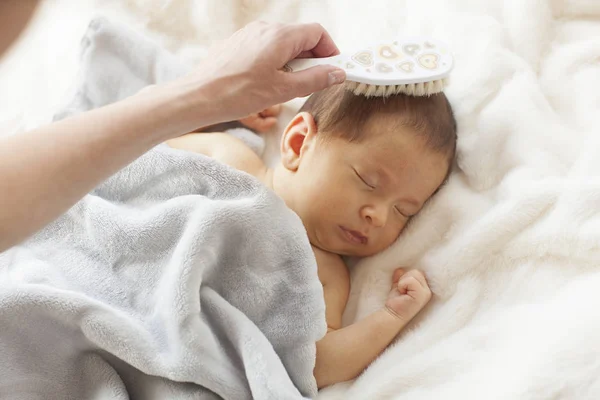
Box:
[397,219,410,237]
[383,224,406,248]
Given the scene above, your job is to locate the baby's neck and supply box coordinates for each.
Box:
[264,165,294,214]
[265,166,342,258]
[261,167,275,192]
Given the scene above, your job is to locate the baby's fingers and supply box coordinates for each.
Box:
[403,269,428,289]
[391,268,406,287]
[259,104,282,118]
[254,116,279,132]
[239,114,278,133]
[398,275,422,295]
[398,272,432,302]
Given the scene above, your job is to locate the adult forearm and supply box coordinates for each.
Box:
[314,308,406,388]
[0,84,215,251]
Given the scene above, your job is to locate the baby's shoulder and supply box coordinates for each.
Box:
[312,246,349,285]
[167,132,270,184]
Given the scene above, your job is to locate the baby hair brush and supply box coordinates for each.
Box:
[284,37,453,97]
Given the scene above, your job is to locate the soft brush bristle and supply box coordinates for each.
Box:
[345,78,448,98]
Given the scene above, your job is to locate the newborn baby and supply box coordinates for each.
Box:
[168,84,457,388]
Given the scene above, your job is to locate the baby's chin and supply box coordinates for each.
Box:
[342,246,387,258]
[314,239,390,258]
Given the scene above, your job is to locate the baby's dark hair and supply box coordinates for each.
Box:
[299,84,457,162]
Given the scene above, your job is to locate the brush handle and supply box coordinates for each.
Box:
[285,37,453,86]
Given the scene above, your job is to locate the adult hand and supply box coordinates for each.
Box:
[169,21,347,127]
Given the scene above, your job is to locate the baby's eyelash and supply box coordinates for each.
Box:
[353,168,375,189]
[394,206,410,218]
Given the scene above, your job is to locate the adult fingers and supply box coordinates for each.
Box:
[282,64,346,99]
[285,23,340,59]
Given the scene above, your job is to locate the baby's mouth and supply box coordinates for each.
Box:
[339,226,368,245]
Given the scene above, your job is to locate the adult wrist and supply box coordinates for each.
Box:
[128,77,225,142]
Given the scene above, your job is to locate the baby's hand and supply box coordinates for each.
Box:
[239,104,282,133]
[385,268,432,322]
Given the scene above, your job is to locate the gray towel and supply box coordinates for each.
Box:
[0,17,325,400]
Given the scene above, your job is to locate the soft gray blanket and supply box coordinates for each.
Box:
[0,18,325,400]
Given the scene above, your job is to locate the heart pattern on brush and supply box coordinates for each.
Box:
[379,45,400,59]
[397,61,414,73]
[403,44,420,56]
[376,63,393,73]
[352,51,374,67]
[418,53,439,69]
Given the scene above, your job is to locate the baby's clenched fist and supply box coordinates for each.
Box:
[385,268,432,322]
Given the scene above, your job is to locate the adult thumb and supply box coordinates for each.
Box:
[287,65,346,98]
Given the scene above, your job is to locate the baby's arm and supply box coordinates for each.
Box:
[315,252,431,388]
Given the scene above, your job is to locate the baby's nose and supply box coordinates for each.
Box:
[361,205,387,227]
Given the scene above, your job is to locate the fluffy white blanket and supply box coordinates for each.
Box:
[2,1,600,399]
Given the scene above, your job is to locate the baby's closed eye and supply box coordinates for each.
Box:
[393,206,411,218]
[352,168,376,190]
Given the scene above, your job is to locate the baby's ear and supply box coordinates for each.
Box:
[280,112,317,171]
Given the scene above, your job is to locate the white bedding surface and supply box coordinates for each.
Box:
[2,1,600,399]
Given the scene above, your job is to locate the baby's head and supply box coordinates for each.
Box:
[272,84,457,257]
